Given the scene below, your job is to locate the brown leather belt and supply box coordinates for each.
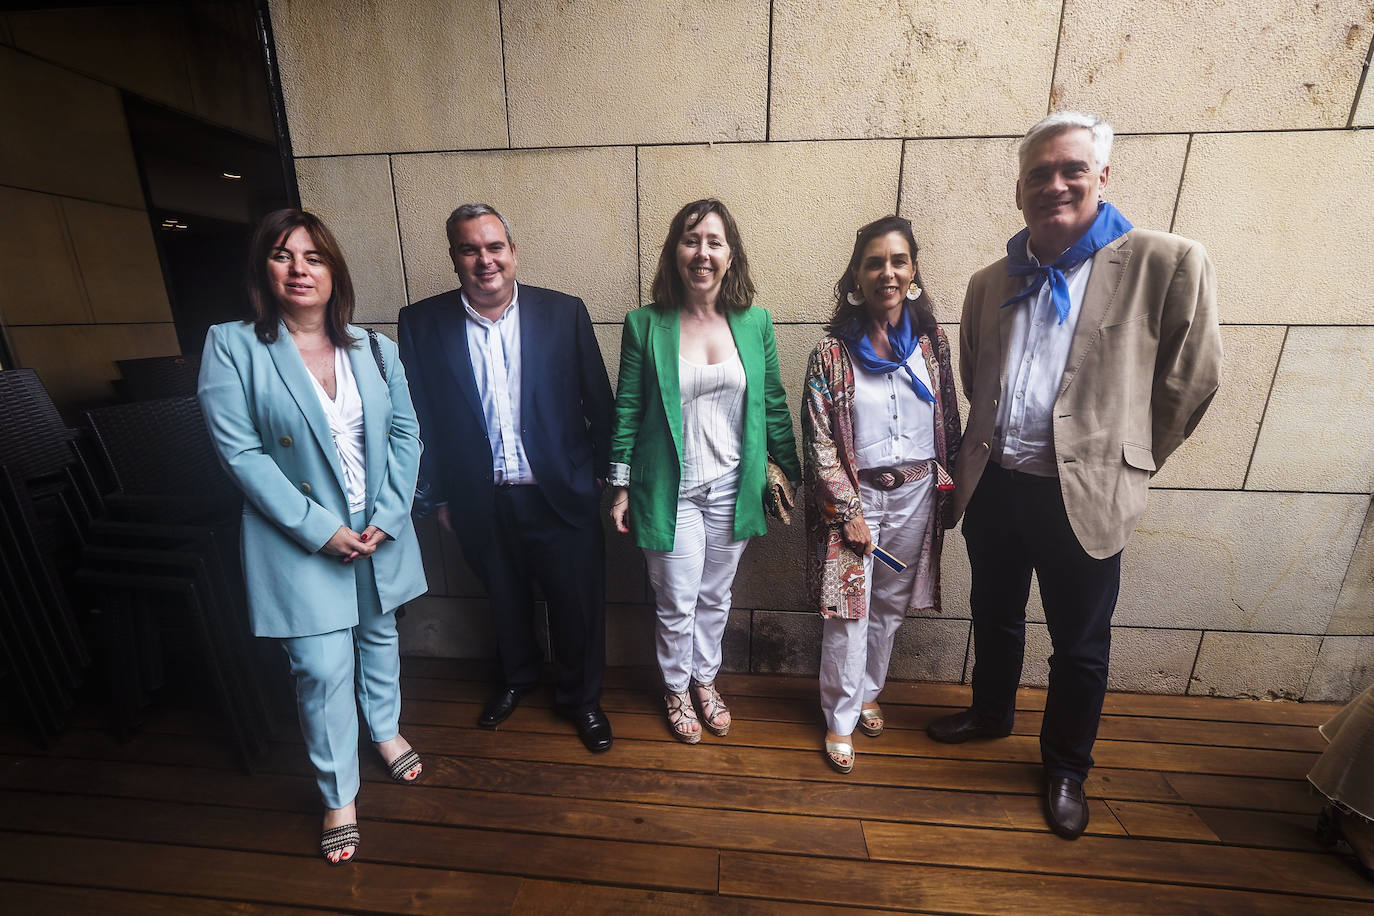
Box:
[857,460,954,492]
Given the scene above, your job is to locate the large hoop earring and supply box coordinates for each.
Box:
[906,284,922,301]
[846,290,864,306]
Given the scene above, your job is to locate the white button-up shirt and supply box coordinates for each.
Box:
[849,342,936,471]
[993,246,1094,477]
[464,283,536,485]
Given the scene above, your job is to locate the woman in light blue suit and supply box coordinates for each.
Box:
[198,209,428,865]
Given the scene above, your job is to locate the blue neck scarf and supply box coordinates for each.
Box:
[843,308,935,404]
[1000,201,1133,324]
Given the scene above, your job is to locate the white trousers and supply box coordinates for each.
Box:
[820,476,934,735]
[644,477,749,694]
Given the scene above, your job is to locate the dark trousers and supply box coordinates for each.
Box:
[468,485,606,714]
[962,461,1121,783]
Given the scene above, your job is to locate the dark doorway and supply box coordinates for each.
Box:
[124,91,290,355]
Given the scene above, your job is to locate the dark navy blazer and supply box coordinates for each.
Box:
[397,285,614,555]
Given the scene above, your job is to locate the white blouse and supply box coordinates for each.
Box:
[310,347,367,514]
[848,342,936,471]
[678,351,746,493]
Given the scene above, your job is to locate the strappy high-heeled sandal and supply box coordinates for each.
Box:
[858,705,885,737]
[692,680,731,737]
[664,691,702,744]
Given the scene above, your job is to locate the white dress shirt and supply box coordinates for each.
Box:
[464,282,536,485]
[993,245,1095,477]
[848,342,936,470]
[310,346,368,513]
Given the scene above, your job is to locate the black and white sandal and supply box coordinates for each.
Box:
[320,823,360,865]
[386,748,423,784]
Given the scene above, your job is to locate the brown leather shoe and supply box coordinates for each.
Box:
[925,708,1012,744]
[1045,776,1089,839]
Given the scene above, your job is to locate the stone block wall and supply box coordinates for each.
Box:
[270,0,1374,701]
[0,4,273,407]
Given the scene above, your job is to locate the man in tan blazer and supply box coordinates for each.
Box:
[926,112,1221,840]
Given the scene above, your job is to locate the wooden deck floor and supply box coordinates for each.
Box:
[2,658,1370,914]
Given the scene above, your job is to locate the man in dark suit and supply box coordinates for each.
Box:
[398,203,615,752]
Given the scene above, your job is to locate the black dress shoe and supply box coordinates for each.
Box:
[925,708,1012,744]
[564,706,613,753]
[478,687,530,728]
[1045,776,1090,839]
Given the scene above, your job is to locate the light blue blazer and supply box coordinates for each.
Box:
[198,320,428,638]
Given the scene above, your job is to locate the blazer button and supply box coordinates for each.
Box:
[300,481,312,494]
[279,435,293,447]
[981,441,989,450]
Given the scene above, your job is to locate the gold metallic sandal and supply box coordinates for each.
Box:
[858,706,885,738]
[824,739,855,774]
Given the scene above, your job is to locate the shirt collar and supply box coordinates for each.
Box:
[461,281,520,326]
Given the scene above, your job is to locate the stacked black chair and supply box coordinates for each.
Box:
[80,396,272,769]
[0,369,99,744]
[115,353,202,402]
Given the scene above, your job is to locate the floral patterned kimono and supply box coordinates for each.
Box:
[802,327,961,619]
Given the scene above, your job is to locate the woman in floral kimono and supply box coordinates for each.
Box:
[802,215,961,773]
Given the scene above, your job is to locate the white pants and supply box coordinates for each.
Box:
[820,476,934,735]
[644,476,749,694]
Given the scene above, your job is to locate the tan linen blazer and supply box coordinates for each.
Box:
[952,228,1222,559]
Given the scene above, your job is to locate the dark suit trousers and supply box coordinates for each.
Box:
[468,484,606,714]
[962,461,1121,783]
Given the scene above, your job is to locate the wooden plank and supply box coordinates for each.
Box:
[397,723,1191,802]
[703,672,1345,724]
[390,683,1330,754]
[421,755,1126,836]
[861,821,1374,901]
[719,850,1372,915]
[44,695,1324,785]
[1195,805,1330,852]
[0,756,868,860]
[2,718,1271,808]
[397,662,1343,726]
[1104,800,1221,841]
[395,698,1320,779]
[0,832,523,914]
[0,712,1317,815]
[0,791,720,892]
[0,881,320,915]
[1163,771,1322,813]
[510,879,891,915]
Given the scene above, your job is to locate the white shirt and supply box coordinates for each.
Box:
[848,341,936,470]
[309,347,367,514]
[994,245,1094,477]
[678,351,746,493]
[464,282,536,485]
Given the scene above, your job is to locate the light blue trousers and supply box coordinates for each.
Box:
[280,510,401,809]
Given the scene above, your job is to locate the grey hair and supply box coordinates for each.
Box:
[1018,111,1114,173]
[445,203,514,245]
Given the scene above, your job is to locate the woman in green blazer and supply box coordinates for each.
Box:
[199,210,428,865]
[609,199,799,744]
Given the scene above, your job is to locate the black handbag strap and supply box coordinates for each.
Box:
[366,328,387,381]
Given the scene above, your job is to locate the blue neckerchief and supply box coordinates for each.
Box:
[1000,201,1133,324]
[843,308,935,404]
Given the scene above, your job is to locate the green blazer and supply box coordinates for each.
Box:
[610,303,801,552]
